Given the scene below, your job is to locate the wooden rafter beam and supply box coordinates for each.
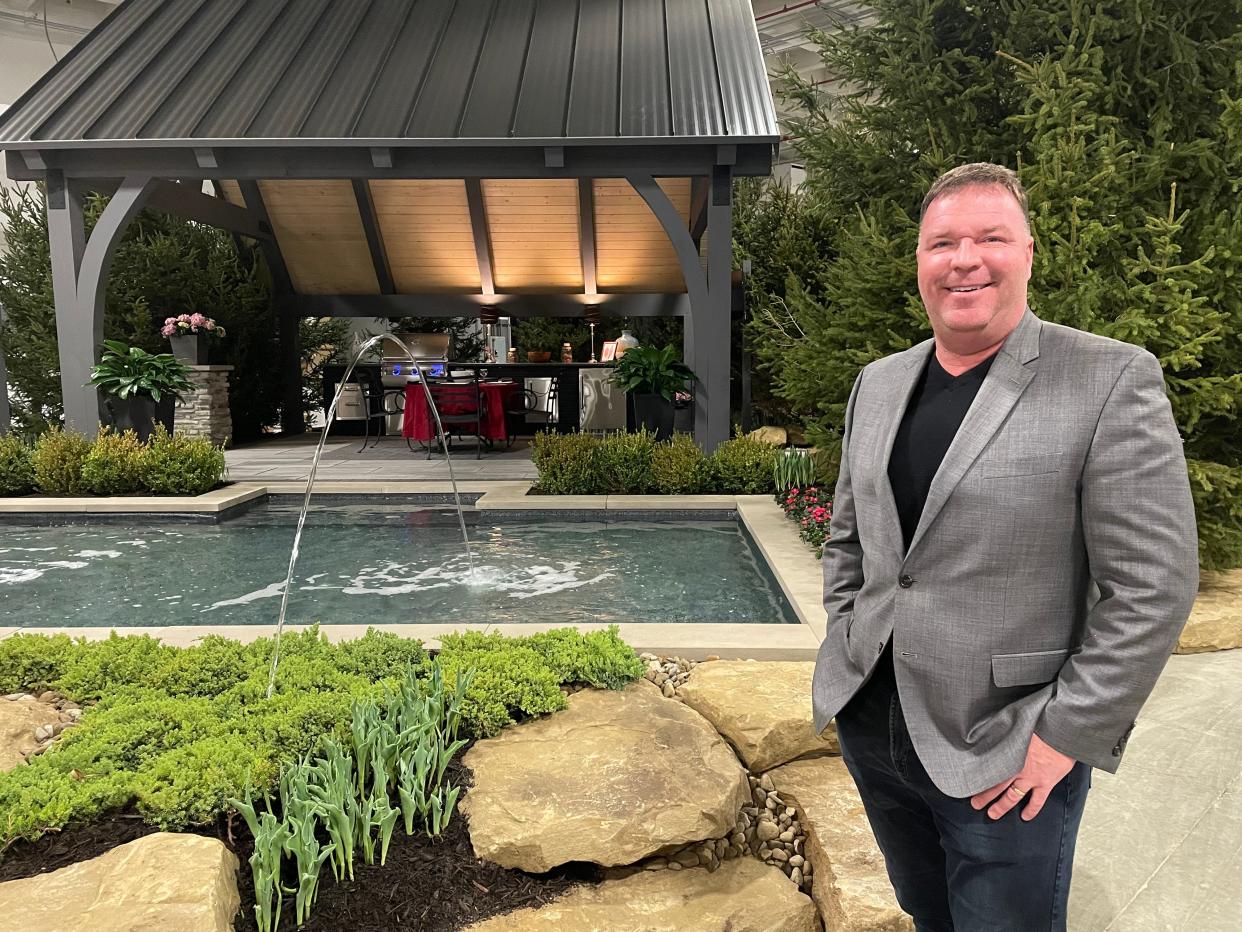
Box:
[578,178,597,296]
[464,178,495,295]
[352,179,394,295]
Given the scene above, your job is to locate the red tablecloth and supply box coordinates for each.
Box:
[403,381,520,442]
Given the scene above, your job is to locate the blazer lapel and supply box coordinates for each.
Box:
[904,308,1043,559]
[874,339,934,558]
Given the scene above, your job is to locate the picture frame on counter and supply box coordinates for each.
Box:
[600,341,618,362]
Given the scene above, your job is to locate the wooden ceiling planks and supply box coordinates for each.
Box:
[257,180,379,294]
[594,177,690,293]
[482,179,583,293]
[214,176,695,296]
[369,180,481,294]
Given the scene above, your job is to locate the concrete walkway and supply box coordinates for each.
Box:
[1070,649,1242,931]
[225,434,540,483]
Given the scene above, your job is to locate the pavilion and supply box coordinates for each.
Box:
[0,0,777,450]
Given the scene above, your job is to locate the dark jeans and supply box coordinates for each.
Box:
[835,646,1091,932]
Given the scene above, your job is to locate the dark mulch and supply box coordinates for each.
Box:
[0,759,596,931]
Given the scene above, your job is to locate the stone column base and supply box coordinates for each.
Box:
[1177,568,1242,653]
[175,365,233,447]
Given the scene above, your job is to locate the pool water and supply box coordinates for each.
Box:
[0,503,798,627]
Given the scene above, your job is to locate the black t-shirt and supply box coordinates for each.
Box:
[888,349,998,554]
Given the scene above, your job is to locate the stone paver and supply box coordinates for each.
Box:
[0,833,239,932]
[463,856,819,932]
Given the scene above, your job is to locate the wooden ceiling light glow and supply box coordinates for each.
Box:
[369,180,481,293]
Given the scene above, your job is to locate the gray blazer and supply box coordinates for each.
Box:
[812,308,1199,797]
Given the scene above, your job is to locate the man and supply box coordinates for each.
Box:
[811,163,1200,931]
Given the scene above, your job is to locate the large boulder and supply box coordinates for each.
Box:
[679,661,838,772]
[0,832,239,932]
[1177,569,1242,653]
[747,426,788,446]
[461,680,749,872]
[463,856,818,932]
[0,695,68,772]
[769,756,912,932]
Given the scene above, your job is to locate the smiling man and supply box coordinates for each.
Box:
[811,163,1199,930]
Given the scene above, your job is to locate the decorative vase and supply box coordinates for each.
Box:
[631,393,674,441]
[526,351,552,363]
[615,330,639,358]
[105,393,175,443]
[169,333,208,365]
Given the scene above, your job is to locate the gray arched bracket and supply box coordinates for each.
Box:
[626,170,732,451]
[47,174,156,433]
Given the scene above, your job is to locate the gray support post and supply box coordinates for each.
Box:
[0,304,9,434]
[239,181,303,435]
[47,173,154,434]
[578,178,597,295]
[464,178,496,296]
[705,165,734,452]
[627,175,713,449]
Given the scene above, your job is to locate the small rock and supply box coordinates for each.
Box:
[788,855,805,869]
[759,774,776,792]
[661,682,676,698]
[784,807,797,819]
[706,655,720,661]
[654,672,669,686]
[65,708,83,721]
[779,829,795,843]
[667,861,682,871]
[793,837,804,855]
[713,838,727,858]
[33,725,51,742]
[673,850,700,868]
[60,701,80,711]
[769,848,789,863]
[756,821,780,842]
[645,858,668,871]
[790,867,803,887]
[752,788,767,808]
[765,797,778,811]
[38,691,58,703]
[3,694,24,701]
[729,831,745,848]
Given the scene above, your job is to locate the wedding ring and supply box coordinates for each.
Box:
[1008,784,1029,797]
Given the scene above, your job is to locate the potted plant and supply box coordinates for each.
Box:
[609,344,696,441]
[89,340,195,442]
[161,312,226,365]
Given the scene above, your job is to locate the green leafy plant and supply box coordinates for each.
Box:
[709,433,781,495]
[594,428,657,494]
[650,433,710,494]
[773,448,815,492]
[140,426,225,495]
[30,427,91,495]
[530,430,603,495]
[88,340,194,403]
[609,344,696,401]
[0,434,36,496]
[80,427,146,495]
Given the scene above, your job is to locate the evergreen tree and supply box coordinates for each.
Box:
[745,0,1242,569]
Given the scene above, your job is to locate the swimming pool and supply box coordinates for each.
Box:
[0,499,798,628]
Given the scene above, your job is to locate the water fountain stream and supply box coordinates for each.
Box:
[265,333,477,698]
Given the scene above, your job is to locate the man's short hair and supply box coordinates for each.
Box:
[920,163,1030,230]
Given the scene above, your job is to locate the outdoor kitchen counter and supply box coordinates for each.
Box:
[445,362,617,433]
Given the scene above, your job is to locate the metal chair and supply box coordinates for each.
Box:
[426,378,489,459]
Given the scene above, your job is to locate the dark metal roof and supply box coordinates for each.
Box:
[0,0,779,149]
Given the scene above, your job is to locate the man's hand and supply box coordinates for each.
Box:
[970,733,1077,821]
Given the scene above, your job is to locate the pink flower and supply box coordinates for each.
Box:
[204,320,216,331]
[189,313,208,329]
[161,323,175,337]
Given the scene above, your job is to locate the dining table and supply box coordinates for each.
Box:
[437,362,616,433]
[402,379,522,443]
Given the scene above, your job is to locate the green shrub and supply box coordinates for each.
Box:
[140,426,225,495]
[0,434,36,496]
[0,633,76,694]
[651,432,710,494]
[594,428,657,493]
[0,625,641,842]
[709,434,781,495]
[80,427,146,496]
[530,430,603,494]
[30,427,91,495]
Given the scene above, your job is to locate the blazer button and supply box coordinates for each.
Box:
[899,575,914,588]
